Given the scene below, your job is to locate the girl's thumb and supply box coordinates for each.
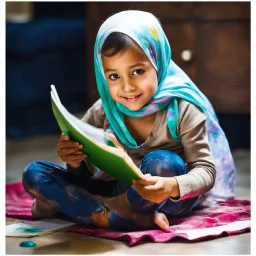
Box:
[104,132,123,149]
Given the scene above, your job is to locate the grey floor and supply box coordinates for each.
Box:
[6,134,251,254]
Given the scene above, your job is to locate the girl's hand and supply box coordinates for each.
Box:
[104,132,126,153]
[132,176,180,203]
[57,133,87,168]
[103,132,144,178]
[154,211,170,231]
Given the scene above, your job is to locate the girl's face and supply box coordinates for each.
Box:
[102,43,158,111]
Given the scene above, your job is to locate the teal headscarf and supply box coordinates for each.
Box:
[94,10,235,202]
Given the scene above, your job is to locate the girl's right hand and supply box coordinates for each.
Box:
[57,133,87,168]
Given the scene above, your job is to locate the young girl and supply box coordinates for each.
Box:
[22,10,236,231]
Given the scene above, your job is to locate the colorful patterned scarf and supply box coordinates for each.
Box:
[94,10,235,201]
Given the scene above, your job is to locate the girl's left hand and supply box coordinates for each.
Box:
[103,132,144,179]
[132,175,179,204]
[104,132,126,153]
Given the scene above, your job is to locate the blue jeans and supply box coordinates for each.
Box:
[22,150,199,231]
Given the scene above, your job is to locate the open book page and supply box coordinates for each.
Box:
[51,86,107,145]
[61,106,107,146]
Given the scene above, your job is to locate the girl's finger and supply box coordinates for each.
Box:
[104,132,124,150]
[58,147,82,156]
[62,154,87,162]
[59,133,70,142]
[132,179,155,186]
[141,183,161,191]
[133,175,158,185]
[58,141,83,149]
[74,150,84,155]
[154,212,170,231]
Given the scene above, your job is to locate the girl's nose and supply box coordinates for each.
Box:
[122,79,136,92]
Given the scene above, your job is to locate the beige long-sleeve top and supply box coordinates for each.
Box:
[67,98,216,201]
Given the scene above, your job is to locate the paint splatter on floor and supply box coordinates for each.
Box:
[16,227,44,233]
[19,240,36,247]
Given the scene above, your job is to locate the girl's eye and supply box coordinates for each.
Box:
[109,74,120,81]
[132,69,144,76]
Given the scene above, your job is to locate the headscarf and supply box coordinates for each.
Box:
[94,10,235,202]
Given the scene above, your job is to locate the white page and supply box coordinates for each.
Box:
[51,85,107,145]
[6,218,76,237]
[66,110,107,145]
[51,84,61,104]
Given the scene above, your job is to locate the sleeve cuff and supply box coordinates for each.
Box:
[169,175,195,202]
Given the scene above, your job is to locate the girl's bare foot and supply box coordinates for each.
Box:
[154,211,169,231]
[90,207,109,228]
[32,198,58,218]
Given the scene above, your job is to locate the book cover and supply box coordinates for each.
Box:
[50,85,142,185]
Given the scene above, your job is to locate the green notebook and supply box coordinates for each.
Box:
[50,85,142,185]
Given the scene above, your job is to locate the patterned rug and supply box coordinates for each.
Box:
[6,181,251,246]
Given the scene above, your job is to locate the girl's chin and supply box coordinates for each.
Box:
[127,107,141,111]
[125,103,146,111]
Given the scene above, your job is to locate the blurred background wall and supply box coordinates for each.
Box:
[6,2,250,150]
[6,2,87,138]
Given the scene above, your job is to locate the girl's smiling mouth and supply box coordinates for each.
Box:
[122,93,142,102]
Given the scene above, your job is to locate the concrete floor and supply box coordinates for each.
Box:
[6,134,251,254]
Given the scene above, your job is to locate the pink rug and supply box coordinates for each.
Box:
[6,182,251,246]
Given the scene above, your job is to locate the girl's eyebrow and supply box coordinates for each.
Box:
[129,63,147,69]
[104,63,146,73]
